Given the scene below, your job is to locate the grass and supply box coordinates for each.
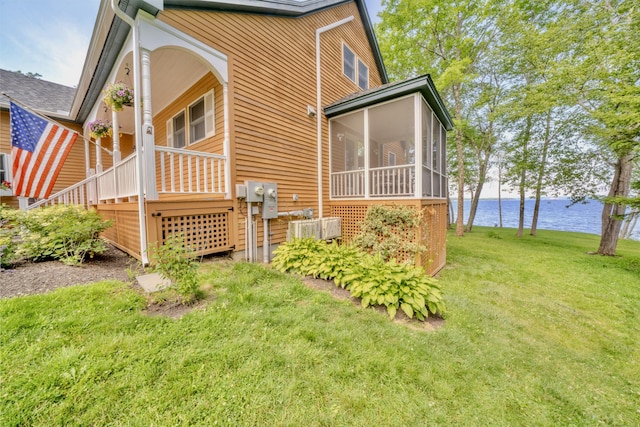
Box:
[1,227,639,426]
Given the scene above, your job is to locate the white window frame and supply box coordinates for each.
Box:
[342,43,356,83]
[165,89,215,148]
[166,109,186,149]
[0,153,11,195]
[188,89,215,145]
[357,58,368,90]
[388,152,396,166]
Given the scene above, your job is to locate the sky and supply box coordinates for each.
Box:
[0,0,383,87]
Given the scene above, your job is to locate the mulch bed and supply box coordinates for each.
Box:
[0,244,138,299]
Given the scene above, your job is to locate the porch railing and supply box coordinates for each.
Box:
[331,170,365,198]
[28,174,98,210]
[97,152,138,202]
[156,146,226,195]
[27,147,228,209]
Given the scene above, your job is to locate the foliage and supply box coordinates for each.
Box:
[0,180,11,191]
[352,204,426,263]
[272,238,445,319]
[17,205,111,265]
[102,81,134,111]
[87,118,113,139]
[0,205,19,269]
[149,234,202,304]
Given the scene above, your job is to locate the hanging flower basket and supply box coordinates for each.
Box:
[103,81,134,112]
[0,180,11,191]
[88,119,113,139]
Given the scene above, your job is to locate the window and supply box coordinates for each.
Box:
[189,98,206,143]
[343,44,356,83]
[166,89,215,148]
[388,152,396,166]
[357,59,368,90]
[0,154,5,182]
[343,43,369,91]
[167,111,186,148]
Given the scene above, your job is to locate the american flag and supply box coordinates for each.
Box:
[10,102,78,199]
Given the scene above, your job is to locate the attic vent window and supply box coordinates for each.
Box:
[358,59,368,90]
[343,44,356,83]
[343,43,368,90]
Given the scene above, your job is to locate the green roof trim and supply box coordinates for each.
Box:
[324,74,454,131]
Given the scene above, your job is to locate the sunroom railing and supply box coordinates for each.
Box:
[369,165,415,197]
[331,170,365,198]
[330,165,415,198]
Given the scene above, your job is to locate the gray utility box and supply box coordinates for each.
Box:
[246,181,265,203]
[261,182,278,219]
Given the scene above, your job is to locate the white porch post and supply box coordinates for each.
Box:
[414,94,423,198]
[141,48,158,200]
[112,110,121,202]
[84,137,91,177]
[363,109,370,199]
[111,110,121,164]
[95,137,103,173]
[223,83,231,198]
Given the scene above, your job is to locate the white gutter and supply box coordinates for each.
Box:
[316,16,354,219]
[110,0,149,265]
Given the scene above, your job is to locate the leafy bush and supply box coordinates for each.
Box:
[272,238,445,320]
[149,235,202,304]
[0,205,20,269]
[17,205,111,265]
[352,204,426,263]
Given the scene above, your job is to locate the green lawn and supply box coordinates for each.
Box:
[1,228,639,426]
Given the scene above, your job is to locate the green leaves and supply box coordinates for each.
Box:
[12,205,111,265]
[148,234,201,304]
[272,239,446,320]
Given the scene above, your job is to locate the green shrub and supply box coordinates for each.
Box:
[352,204,426,263]
[0,205,20,269]
[149,234,202,304]
[272,238,445,320]
[17,205,111,265]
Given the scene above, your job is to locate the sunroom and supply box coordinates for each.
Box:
[326,74,453,200]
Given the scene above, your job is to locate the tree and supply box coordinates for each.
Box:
[377,0,502,236]
[557,0,640,255]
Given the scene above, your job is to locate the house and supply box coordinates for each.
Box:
[0,0,453,274]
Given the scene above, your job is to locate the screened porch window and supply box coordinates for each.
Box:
[330,93,447,199]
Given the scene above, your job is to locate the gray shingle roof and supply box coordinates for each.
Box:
[0,68,76,118]
[324,74,453,130]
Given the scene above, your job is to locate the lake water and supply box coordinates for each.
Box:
[452,198,640,240]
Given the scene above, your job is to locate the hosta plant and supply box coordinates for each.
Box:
[272,238,445,320]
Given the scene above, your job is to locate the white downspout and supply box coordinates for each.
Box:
[110,0,149,265]
[316,16,354,219]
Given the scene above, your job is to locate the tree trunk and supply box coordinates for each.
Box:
[531,111,552,236]
[516,116,533,238]
[597,153,633,255]
[466,151,490,232]
[453,84,465,237]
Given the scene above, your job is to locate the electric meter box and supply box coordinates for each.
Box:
[246,181,265,203]
[262,182,278,219]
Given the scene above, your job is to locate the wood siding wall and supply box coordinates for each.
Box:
[159,1,383,251]
[0,110,87,208]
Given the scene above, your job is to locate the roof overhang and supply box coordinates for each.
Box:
[70,0,387,123]
[324,74,454,131]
